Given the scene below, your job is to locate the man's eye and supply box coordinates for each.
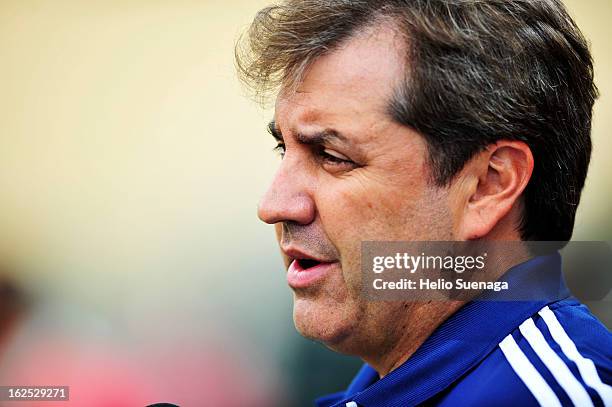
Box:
[273,143,286,158]
[319,148,353,165]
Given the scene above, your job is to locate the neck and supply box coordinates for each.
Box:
[361,239,532,378]
[363,300,465,378]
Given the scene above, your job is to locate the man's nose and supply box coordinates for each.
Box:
[257,160,316,225]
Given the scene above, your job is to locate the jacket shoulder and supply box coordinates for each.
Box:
[432,300,612,407]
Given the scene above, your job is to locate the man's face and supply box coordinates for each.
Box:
[258,26,456,355]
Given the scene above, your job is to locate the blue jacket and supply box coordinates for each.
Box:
[316,254,612,407]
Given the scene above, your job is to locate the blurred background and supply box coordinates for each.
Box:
[0,1,609,406]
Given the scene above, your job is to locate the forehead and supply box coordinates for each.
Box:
[275,23,406,132]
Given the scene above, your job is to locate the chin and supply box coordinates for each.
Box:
[292,296,359,353]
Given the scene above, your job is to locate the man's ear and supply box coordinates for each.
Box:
[456,141,534,240]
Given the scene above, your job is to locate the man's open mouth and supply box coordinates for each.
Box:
[286,257,336,288]
[282,246,336,276]
[296,258,322,270]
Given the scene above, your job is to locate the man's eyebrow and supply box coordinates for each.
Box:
[267,120,350,146]
[295,128,348,146]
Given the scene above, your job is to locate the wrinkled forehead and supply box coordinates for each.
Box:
[274,23,407,130]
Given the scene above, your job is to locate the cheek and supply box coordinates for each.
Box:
[316,173,452,251]
[314,181,419,290]
[320,178,425,240]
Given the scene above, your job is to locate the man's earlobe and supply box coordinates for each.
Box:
[458,141,534,240]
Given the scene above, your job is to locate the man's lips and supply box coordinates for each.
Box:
[281,246,337,289]
[286,259,337,289]
[281,247,332,264]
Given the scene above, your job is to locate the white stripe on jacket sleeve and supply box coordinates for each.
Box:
[539,305,612,407]
[499,334,562,407]
[519,317,593,406]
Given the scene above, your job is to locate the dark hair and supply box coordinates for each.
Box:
[235,0,598,241]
